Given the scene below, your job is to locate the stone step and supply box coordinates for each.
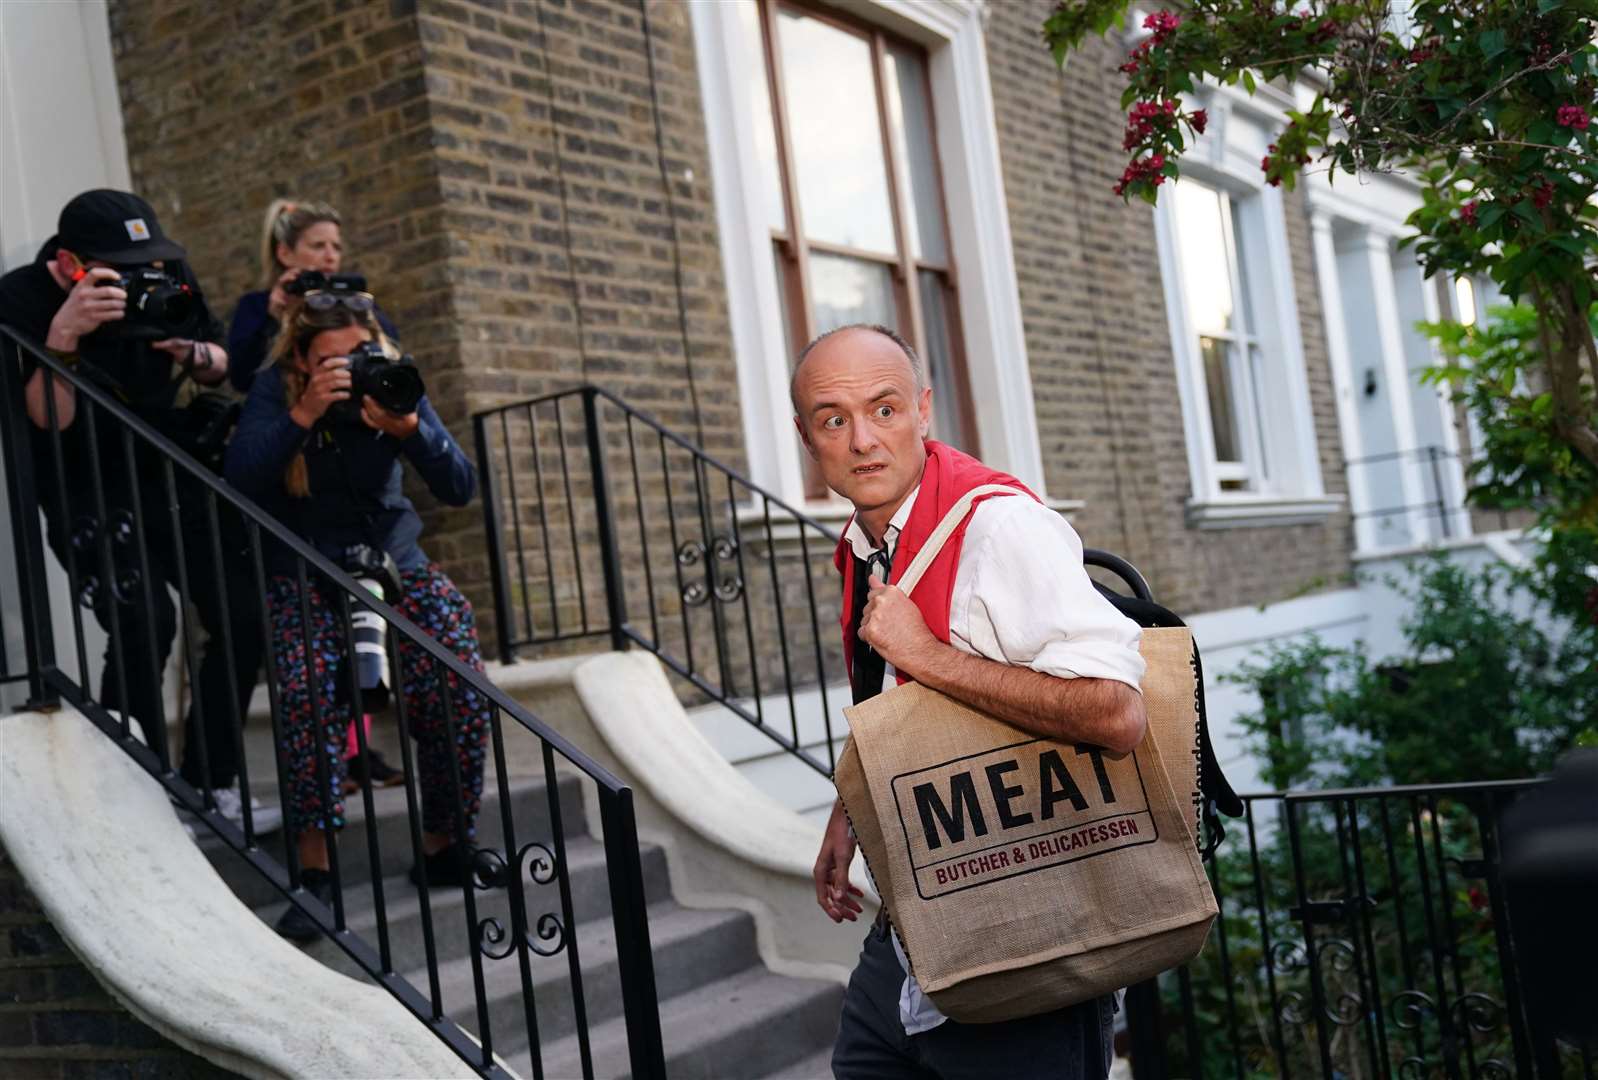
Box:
[528,965,844,1080]
[735,751,840,819]
[198,772,587,909]
[687,685,850,767]
[263,838,672,983]
[430,902,759,1058]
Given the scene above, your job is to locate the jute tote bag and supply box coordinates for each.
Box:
[833,486,1218,1023]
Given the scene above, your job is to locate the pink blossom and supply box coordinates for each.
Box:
[1557,105,1590,131]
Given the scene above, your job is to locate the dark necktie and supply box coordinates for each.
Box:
[849,547,892,705]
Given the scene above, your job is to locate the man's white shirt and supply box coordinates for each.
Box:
[842,485,1146,1034]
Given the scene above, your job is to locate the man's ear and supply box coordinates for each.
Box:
[916,385,933,438]
[793,414,818,460]
[54,248,85,281]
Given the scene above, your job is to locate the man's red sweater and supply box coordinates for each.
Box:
[834,440,1039,683]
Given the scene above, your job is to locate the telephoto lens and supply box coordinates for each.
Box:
[349,578,391,711]
[339,545,402,711]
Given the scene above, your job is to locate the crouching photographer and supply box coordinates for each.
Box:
[0,189,276,834]
[223,292,497,941]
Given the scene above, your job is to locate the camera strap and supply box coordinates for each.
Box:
[322,424,391,570]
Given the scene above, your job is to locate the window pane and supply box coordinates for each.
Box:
[739,1,786,234]
[918,269,970,448]
[777,10,896,254]
[1230,200,1257,334]
[885,45,948,266]
[809,251,896,332]
[1201,336,1242,464]
[1173,181,1236,336]
[1248,342,1268,481]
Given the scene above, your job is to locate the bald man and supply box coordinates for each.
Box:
[794,324,1146,1079]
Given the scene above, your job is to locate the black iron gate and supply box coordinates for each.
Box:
[1135,783,1593,1080]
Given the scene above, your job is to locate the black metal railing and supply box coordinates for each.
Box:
[0,330,665,1079]
[1140,780,1594,1080]
[1346,444,1517,541]
[474,386,851,779]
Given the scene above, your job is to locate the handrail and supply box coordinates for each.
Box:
[474,384,850,778]
[0,328,665,1079]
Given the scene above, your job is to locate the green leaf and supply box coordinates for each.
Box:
[1242,69,1257,95]
[1537,0,1563,12]
[1478,29,1508,60]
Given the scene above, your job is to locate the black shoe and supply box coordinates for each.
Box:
[409,845,507,890]
[342,749,406,794]
[274,869,334,943]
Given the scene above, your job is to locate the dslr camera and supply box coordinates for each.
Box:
[114,266,199,341]
[330,340,426,424]
[284,270,367,297]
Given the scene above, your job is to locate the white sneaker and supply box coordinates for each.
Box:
[210,786,285,835]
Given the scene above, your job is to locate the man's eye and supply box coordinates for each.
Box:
[874,405,894,419]
[823,415,846,430]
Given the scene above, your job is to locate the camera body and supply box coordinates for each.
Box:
[330,340,426,424]
[114,266,199,341]
[284,271,367,297]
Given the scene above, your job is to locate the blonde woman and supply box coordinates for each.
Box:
[229,199,404,792]
[224,296,496,941]
[225,199,396,393]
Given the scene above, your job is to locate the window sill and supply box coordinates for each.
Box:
[1185,493,1345,530]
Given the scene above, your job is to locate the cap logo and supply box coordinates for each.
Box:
[124,218,151,241]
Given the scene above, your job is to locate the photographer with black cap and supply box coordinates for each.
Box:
[0,189,281,835]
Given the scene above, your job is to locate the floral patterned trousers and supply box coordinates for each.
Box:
[267,563,491,838]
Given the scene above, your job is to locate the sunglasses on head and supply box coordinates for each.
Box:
[303,289,374,315]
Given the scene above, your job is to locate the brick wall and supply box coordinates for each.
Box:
[410,0,743,616]
[105,0,741,652]
[984,2,1355,615]
[0,844,238,1080]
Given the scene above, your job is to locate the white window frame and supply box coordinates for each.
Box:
[1153,88,1340,528]
[1174,185,1270,491]
[690,0,1047,510]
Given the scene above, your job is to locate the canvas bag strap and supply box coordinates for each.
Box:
[895,484,1028,598]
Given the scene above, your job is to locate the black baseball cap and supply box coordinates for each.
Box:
[57,189,187,265]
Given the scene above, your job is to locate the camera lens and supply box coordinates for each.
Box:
[373,364,425,415]
[349,580,391,710]
[150,288,194,325]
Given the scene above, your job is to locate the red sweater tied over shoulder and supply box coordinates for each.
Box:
[833,440,1039,684]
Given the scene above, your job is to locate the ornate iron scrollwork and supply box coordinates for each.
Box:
[677,536,743,606]
[70,511,146,606]
[471,841,567,961]
[1449,991,1505,1034]
[1389,989,1436,1031]
[1269,939,1309,974]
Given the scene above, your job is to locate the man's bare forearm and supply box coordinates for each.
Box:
[897,640,1146,754]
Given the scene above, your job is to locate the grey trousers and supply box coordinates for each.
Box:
[831,920,1114,1079]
